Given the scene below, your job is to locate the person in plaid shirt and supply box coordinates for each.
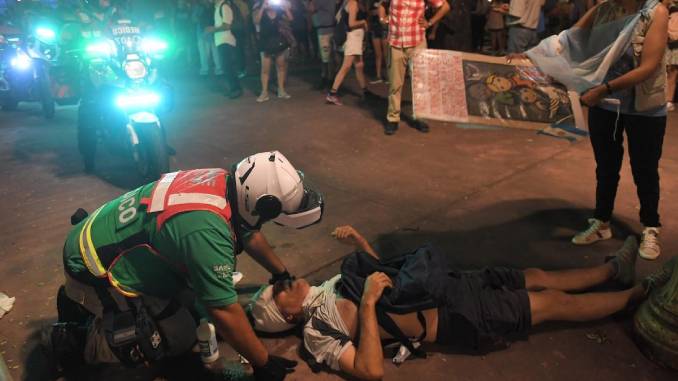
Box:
[385,0,450,135]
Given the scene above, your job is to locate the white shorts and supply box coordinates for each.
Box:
[342,29,364,56]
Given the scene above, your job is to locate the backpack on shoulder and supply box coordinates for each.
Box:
[333,1,349,47]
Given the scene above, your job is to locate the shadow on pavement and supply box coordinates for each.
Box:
[374,199,636,270]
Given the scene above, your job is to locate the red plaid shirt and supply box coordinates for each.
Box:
[388,0,445,48]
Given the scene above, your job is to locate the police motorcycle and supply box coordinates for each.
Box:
[0,25,57,118]
[77,19,172,179]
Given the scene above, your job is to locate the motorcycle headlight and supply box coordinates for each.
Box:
[10,51,31,70]
[86,40,117,58]
[141,37,168,55]
[124,60,147,80]
[36,27,57,43]
[115,91,161,110]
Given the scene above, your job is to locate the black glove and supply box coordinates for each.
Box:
[253,355,298,381]
[269,270,294,285]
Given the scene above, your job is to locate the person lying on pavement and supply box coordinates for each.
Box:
[248,225,674,381]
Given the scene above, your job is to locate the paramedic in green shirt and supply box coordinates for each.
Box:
[57,151,323,380]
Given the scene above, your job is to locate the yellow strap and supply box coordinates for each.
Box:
[78,206,107,277]
[107,274,140,298]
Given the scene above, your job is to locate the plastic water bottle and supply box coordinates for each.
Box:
[197,319,219,364]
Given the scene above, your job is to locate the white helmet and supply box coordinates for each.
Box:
[233,151,324,230]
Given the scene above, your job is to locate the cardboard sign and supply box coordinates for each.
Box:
[412,50,586,131]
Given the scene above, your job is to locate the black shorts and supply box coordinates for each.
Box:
[435,267,531,352]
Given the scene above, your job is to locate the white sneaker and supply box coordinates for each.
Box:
[572,218,612,245]
[257,93,270,103]
[639,227,661,260]
[277,90,291,99]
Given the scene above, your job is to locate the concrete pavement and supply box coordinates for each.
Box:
[0,68,676,380]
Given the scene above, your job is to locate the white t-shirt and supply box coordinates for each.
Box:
[303,275,354,371]
[508,0,545,30]
[214,0,237,47]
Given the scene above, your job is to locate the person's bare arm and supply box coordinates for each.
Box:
[337,272,393,380]
[420,0,450,28]
[254,1,266,25]
[428,22,439,40]
[332,225,379,259]
[244,231,288,275]
[348,0,367,29]
[283,0,294,21]
[581,4,669,106]
[208,304,269,366]
[572,0,604,29]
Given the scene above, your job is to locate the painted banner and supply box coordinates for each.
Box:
[412,50,586,132]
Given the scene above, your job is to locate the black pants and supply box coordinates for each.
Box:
[217,43,241,93]
[588,107,666,227]
[471,15,486,52]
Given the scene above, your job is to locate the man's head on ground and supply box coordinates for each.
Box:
[249,278,313,333]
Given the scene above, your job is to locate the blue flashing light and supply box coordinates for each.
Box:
[10,52,31,70]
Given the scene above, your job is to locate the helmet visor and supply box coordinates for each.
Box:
[273,187,323,229]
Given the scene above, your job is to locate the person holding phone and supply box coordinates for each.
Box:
[254,0,295,102]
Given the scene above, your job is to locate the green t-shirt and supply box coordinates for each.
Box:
[64,179,249,308]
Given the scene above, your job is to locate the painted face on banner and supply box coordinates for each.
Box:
[485,74,512,93]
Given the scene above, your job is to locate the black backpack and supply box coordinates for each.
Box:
[338,245,444,359]
[333,5,349,46]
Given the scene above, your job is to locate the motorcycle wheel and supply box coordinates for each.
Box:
[136,126,169,181]
[77,107,98,173]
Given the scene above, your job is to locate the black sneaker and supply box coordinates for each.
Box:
[411,120,429,133]
[42,322,87,375]
[384,122,398,135]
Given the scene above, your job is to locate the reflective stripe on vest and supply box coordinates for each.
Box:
[149,171,179,212]
[78,206,107,277]
[107,274,140,297]
[167,193,228,209]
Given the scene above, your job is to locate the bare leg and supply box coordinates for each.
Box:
[260,54,272,96]
[331,54,355,92]
[276,51,288,94]
[529,286,645,325]
[372,37,383,79]
[354,55,366,90]
[523,263,615,292]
